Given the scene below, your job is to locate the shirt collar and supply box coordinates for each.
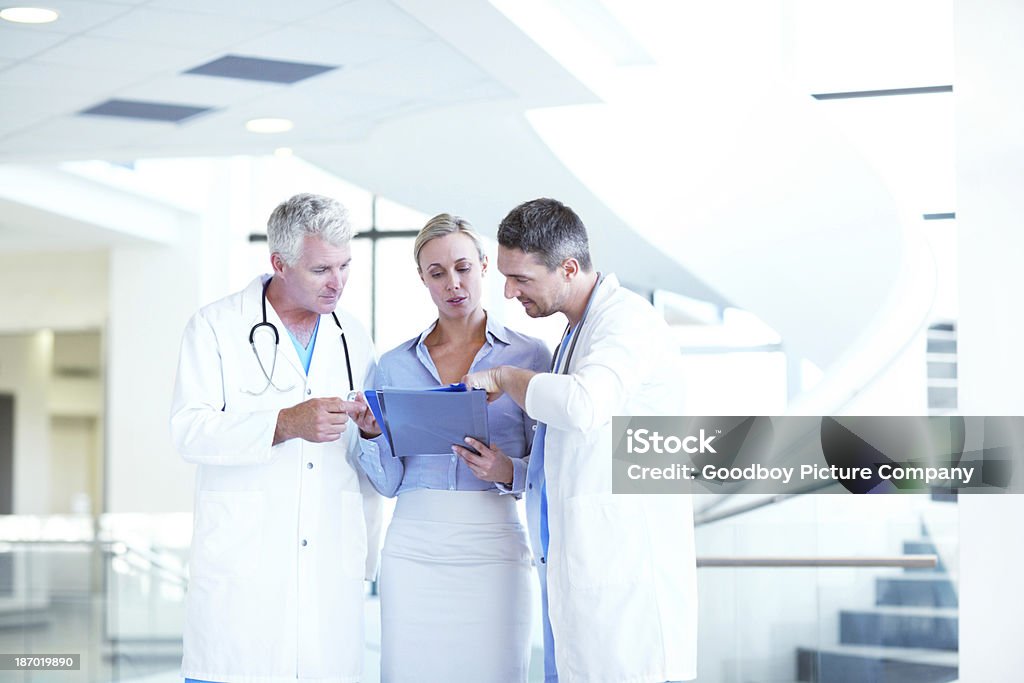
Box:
[408,310,510,351]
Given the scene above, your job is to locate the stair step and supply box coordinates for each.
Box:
[797,644,958,683]
[876,575,958,607]
[840,606,958,651]
[926,338,957,354]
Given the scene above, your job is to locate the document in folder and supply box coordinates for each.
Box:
[364,386,490,457]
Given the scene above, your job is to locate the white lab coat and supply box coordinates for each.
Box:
[170,275,382,683]
[525,274,698,683]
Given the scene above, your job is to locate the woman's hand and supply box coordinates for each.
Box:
[340,392,382,439]
[453,437,514,485]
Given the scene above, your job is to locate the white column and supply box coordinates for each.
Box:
[105,217,207,513]
[955,0,1024,677]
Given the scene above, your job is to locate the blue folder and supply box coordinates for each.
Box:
[364,385,490,457]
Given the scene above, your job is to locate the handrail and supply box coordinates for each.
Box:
[697,554,938,568]
[0,538,188,587]
[694,480,841,527]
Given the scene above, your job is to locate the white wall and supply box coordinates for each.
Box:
[0,332,52,514]
[955,0,1024,677]
[0,251,108,334]
[105,227,206,513]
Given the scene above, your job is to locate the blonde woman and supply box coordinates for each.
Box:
[348,214,549,682]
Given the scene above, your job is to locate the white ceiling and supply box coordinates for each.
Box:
[0,0,526,158]
[0,0,728,304]
[0,0,967,369]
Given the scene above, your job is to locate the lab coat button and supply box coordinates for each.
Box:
[306,388,312,395]
[528,483,533,490]
[301,539,308,547]
[540,556,546,564]
[306,462,313,470]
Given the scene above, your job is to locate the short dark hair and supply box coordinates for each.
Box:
[497,198,593,272]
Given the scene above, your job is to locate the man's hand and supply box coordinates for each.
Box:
[274,397,349,444]
[453,437,514,485]
[339,392,382,439]
[464,366,536,411]
[462,367,504,403]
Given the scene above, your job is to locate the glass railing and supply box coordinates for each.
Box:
[1,499,958,683]
[0,516,189,682]
[695,493,959,683]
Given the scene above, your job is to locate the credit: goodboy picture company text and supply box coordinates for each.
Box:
[612,416,1022,495]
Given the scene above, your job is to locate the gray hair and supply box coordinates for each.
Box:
[497,198,592,271]
[267,193,353,265]
[413,213,487,270]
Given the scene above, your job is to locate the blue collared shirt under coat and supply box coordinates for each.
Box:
[357,314,550,497]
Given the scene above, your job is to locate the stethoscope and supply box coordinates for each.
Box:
[245,277,354,396]
[550,272,604,374]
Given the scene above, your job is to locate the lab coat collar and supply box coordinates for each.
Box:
[588,272,620,315]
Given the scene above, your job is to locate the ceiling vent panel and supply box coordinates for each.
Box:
[79,99,213,122]
[184,54,338,84]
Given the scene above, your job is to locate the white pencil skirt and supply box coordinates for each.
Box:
[379,488,535,683]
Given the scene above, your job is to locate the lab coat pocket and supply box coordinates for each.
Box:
[564,494,645,590]
[190,491,266,580]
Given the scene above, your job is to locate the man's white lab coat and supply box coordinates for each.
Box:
[170,276,382,683]
[525,273,698,683]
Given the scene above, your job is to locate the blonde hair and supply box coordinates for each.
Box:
[413,213,487,271]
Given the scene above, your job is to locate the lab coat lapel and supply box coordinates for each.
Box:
[307,314,341,391]
[242,276,307,384]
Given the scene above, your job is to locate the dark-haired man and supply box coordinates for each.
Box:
[462,198,697,682]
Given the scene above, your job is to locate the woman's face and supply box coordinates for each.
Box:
[418,232,488,320]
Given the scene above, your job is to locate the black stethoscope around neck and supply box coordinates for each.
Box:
[245,277,354,396]
[550,272,604,374]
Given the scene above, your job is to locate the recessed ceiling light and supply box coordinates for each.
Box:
[274,147,294,157]
[0,7,59,23]
[246,118,293,133]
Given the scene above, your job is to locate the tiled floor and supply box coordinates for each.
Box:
[1,593,546,683]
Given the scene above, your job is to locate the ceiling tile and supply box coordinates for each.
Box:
[301,0,435,40]
[230,25,425,68]
[0,85,101,118]
[12,0,140,35]
[322,41,495,100]
[0,62,144,94]
[0,24,69,60]
[146,0,344,23]
[0,116,158,157]
[33,35,212,74]
[86,6,280,50]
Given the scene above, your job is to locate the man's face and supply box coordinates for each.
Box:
[497,245,568,318]
[274,235,351,315]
